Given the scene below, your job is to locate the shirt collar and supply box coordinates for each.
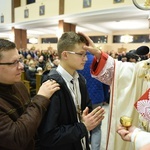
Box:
[56,64,79,83]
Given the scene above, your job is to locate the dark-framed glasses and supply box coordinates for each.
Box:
[0,58,23,66]
[67,51,87,58]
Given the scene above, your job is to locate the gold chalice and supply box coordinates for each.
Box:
[120,116,132,128]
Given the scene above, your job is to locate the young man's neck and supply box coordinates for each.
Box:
[59,62,76,77]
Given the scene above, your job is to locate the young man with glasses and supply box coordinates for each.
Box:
[38,32,105,150]
[0,39,60,150]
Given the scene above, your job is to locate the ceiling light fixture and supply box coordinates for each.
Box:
[29,37,38,44]
[120,35,133,43]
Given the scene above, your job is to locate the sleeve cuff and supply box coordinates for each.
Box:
[131,128,142,142]
[91,51,108,76]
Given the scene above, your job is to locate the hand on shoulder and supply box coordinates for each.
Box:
[37,80,60,99]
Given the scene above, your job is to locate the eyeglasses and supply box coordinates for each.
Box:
[67,51,87,58]
[0,58,23,66]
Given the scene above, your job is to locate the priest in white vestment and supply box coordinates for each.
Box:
[117,124,150,150]
[79,32,150,150]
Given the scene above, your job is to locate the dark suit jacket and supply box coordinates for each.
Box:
[38,69,92,150]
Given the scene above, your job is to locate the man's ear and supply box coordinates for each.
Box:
[61,51,68,59]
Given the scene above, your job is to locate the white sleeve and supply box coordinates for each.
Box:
[131,128,150,150]
[91,56,114,85]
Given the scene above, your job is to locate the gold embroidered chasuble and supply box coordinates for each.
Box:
[91,55,150,150]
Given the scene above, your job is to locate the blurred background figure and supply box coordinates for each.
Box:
[78,52,109,150]
[26,60,37,88]
[126,50,139,63]
[41,63,52,83]
[37,55,46,70]
[37,67,43,75]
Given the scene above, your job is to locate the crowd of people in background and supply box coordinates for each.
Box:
[18,47,111,103]
[18,47,60,91]
[18,45,149,99]
[106,47,149,63]
[19,47,60,70]
[19,46,150,74]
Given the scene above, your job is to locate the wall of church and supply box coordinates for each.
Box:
[15,0,59,23]
[0,0,149,53]
[0,0,12,24]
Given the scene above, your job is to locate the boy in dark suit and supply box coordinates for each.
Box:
[39,32,105,150]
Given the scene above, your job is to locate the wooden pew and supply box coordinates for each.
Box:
[21,71,36,96]
[21,71,26,80]
[21,72,42,96]
[23,80,30,93]
[36,73,42,94]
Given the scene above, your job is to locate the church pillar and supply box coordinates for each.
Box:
[58,0,76,38]
[12,28,27,49]
[12,1,27,49]
[59,20,76,33]
[12,0,21,22]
